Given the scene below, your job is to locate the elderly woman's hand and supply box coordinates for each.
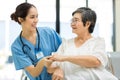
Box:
[50,53,65,62]
[52,67,64,80]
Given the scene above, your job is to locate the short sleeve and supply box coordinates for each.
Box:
[50,28,62,51]
[51,38,67,67]
[11,44,32,70]
[92,38,108,67]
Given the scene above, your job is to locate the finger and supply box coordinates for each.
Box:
[52,76,60,80]
[52,72,60,80]
[55,77,60,80]
[52,74,57,80]
[52,72,62,80]
[44,57,53,62]
[46,56,52,60]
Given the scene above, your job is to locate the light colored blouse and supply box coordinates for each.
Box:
[53,37,118,80]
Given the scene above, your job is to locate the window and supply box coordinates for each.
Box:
[89,0,113,51]
[60,0,86,39]
[27,0,56,29]
[60,0,113,52]
[0,21,5,50]
[0,1,25,80]
[0,0,25,51]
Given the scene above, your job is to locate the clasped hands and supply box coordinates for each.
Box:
[44,53,65,69]
[44,53,64,67]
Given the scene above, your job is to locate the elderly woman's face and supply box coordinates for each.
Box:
[71,13,88,35]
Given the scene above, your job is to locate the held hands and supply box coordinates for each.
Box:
[44,53,65,66]
[44,56,53,68]
[44,53,65,68]
[50,53,65,62]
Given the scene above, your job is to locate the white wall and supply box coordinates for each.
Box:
[115,0,120,51]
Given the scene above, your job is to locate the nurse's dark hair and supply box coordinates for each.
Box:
[72,7,97,33]
[10,2,36,24]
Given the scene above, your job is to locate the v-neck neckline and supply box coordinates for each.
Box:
[73,37,93,48]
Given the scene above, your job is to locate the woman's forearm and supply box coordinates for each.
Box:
[63,55,101,68]
[25,58,45,77]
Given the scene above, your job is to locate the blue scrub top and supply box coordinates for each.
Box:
[11,27,62,80]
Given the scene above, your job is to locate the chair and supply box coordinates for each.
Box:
[6,55,13,63]
[107,52,120,80]
[21,70,29,80]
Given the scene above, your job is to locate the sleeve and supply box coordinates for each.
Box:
[92,38,108,67]
[55,38,66,54]
[11,44,33,70]
[50,28,62,51]
[51,38,66,67]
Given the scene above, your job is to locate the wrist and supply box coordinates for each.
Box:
[62,56,69,61]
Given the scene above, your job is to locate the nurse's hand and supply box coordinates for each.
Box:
[52,67,64,80]
[44,56,53,68]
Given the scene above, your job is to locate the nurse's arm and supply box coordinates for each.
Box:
[25,58,45,77]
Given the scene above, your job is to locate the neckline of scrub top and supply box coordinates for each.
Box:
[20,34,38,51]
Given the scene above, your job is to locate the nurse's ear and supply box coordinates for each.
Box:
[18,17,24,23]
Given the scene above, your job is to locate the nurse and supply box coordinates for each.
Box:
[10,2,62,80]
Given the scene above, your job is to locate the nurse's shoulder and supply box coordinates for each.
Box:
[37,27,58,36]
[11,36,22,54]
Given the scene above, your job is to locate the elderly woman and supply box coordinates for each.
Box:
[47,7,118,80]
